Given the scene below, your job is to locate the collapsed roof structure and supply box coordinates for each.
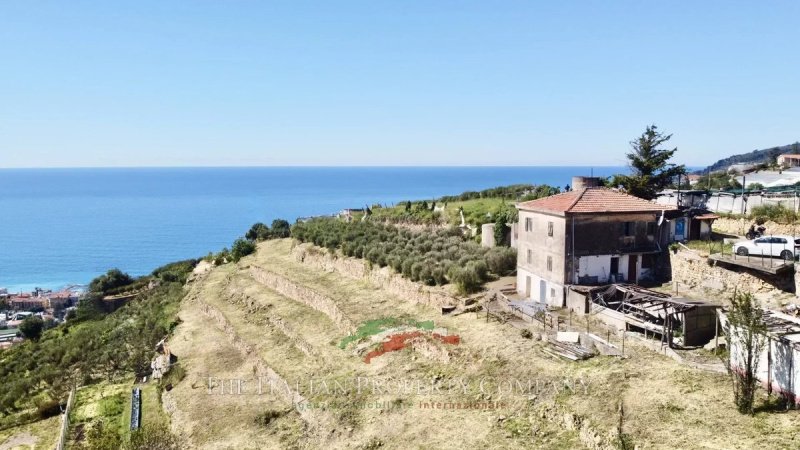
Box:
[582,284,719,347]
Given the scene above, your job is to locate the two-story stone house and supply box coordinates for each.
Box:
[516,187,676,307]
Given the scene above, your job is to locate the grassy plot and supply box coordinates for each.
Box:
[131,384,169,430]
[66,382,130,448]
[446,197,513,227]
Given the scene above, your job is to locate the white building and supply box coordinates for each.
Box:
[721,308,800,404]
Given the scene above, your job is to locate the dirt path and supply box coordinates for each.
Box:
[0,432,37,450]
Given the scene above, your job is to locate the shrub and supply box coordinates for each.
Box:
[254,409,284,427]
[485,247,517,276]
[270,219,291,238]
[447,265,482,295]
[245,222,271,241]
[35,399,61,419]
[89,269,134,295]
[125,423,182,450]
[749,204,798,223]
[291,218,514,293]
[468,260,490,282]
[19,316,45,341]
[231,238,256,262]
[520,329,533,339]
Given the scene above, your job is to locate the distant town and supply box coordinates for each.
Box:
[0,286,82,349]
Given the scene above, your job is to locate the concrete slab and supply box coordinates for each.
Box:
[556,331,580,343]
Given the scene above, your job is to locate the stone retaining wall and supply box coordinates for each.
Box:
[249,266,357,334]
[670,250,794,296]
[224,284,318,358]
[198,302,313,419]
[713,217,800,237]
[292,244,460,309]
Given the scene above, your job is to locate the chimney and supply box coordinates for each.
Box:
[572,176,600,190]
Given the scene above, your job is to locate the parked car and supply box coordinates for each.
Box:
[734,235,800,260]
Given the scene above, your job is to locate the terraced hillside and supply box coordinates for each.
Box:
[163,239,800,449]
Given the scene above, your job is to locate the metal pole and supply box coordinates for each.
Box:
[741,175,746,216]
[714,310,719,355]
[767,338,772,397]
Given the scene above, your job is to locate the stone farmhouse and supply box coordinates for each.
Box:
[515,183,677,307]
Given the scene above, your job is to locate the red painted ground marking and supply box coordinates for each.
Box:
[363,331,460,363]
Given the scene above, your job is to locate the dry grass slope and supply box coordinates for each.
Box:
[163,239,800,449]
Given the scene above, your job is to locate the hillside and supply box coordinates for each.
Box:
[161,238,800,449]
[698,142,800,174]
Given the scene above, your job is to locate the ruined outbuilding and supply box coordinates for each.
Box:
[571,284,719,347]
[721,308,800,404]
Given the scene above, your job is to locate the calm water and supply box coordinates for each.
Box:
[0,167,623,291]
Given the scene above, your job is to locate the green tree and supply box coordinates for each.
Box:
[245,222,270,241]
[19,315,44,341]
[89,269,134,295]
[230,238,256,262]
[270,219,291,238]
[492,204,518,246]
[724,291,768,414]
[614,125,686,199]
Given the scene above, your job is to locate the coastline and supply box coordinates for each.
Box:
[0,166,625,290]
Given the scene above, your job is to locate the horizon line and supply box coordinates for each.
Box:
[0,164,635,170]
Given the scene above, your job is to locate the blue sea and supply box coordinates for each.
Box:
[0,166,623,292]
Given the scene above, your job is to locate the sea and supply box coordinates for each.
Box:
[0,166,624,292]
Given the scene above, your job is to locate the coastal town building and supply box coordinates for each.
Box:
[4,289,79,312]
[515,185,676,307]
[8,294,45,311]
[777,154,800,168]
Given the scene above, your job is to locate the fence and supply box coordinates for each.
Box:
[55,386,76,450]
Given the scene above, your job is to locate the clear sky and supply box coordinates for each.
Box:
[1,1,798,168]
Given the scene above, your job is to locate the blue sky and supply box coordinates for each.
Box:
[1,1,798,168]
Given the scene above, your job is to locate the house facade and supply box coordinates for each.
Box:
[777,154,800,168]
[516,187,676,307]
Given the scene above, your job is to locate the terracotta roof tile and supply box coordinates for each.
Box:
[516,187,676,214]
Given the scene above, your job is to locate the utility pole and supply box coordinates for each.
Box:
[741,175,746,216]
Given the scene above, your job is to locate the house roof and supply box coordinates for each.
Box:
[516,187,676,214]
[694,213,720,220]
